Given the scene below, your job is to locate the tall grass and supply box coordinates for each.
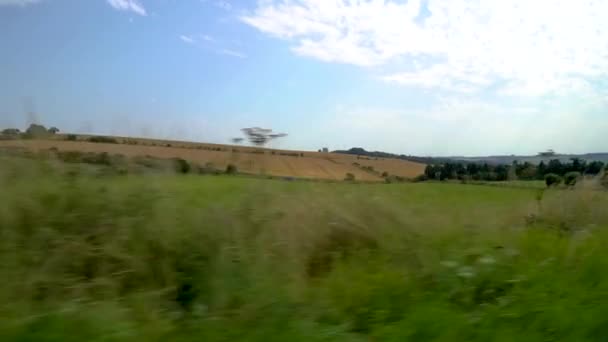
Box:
[1,156,608,341]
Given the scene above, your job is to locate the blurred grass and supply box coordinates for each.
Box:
[1,156,608,341]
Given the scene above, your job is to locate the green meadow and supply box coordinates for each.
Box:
[1,156,608,341]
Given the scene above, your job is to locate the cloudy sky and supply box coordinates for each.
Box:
[1,0,606,156]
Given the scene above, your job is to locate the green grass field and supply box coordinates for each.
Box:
[2,156,608,341]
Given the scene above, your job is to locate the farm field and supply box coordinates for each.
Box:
[0,137,426,181]
[2,155,608,341]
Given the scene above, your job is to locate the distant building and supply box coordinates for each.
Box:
[538,149,556,157]
[322,147,329,153]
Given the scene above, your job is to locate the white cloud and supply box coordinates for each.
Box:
[0,0,42,6]
[180,35,195,44]
[107,0,146,16]
[242,0,608,96]
[218,49,246,58]
[178,34,245,58]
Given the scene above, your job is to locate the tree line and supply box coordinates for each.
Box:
[424,158,605,182]
[333,147,452,164]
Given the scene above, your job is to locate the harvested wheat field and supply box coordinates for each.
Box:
[0,137,426,181]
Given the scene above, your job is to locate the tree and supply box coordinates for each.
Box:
[241,127,287,147]
[544,173,562,187]
[231,138,244,144]
[517,162,537,180]
[537,161,547,179]
[424,165,436,179]
[569,158,586,173]
[48,127,60,134]
[25,123,49,138]
[1,128,20,135]
[585,161,605,175]
[546,159,564,175]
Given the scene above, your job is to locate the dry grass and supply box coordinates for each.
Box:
[0,137,425,181]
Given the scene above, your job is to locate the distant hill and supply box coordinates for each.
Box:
[334,148,608,165]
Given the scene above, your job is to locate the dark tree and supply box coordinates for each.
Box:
[585,161,605,175]
[1,128,20,135]
[546,159,564,175]
[241,127,287,147]
[537,161,547,179]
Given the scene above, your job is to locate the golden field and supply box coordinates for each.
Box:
[0,135,426,181]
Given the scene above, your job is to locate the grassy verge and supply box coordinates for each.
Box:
[1,156,608,341]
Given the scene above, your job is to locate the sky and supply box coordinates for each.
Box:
[0,0,607,156]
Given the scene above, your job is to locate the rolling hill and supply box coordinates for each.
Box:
[0,135,426,181]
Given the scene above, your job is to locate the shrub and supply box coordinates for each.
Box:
[564,171,581,187]
[197,162,219,175]
[88,136,118,144]
[66,134,77,141]
[545,173,562,187]
[381,171,389,178]
[56,150,85,163]
[344,173,356,181]
[82,152,111,166]
[412,174,429,182]
[173,158,191,174]
[225,164,238,175]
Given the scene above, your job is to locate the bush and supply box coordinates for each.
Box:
[56,150,85,163]
[381,171,389,178]
[344,173,356,181]
[564,171,581,187]
[88,136,118,144]
[412,174,429,182]
[173,158,191,174]
[545,173,562,187]
[225,164,238,175]
[601,171,608,189]
[197,162,219,175]
[82,152,112,166]
[66,134,78,141]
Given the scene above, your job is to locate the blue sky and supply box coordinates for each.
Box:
[1,0,607,156]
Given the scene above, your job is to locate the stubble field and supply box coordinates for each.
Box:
[0,136,426,181]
